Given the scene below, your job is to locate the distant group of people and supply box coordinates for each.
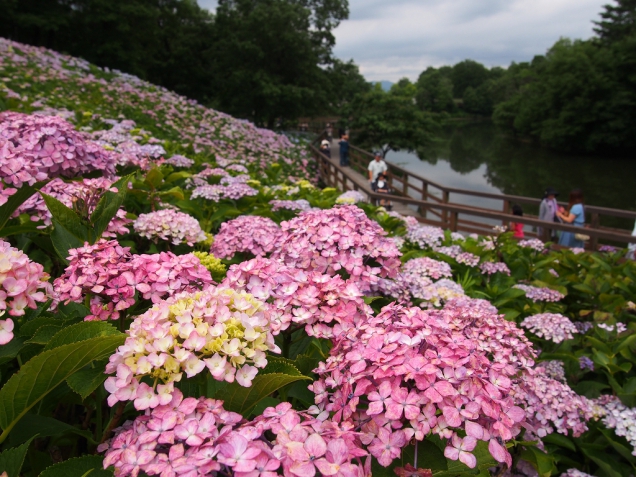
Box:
[510,187,588,249]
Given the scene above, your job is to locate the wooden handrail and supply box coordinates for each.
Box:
[345,141,636,221]
[309,139,636,246]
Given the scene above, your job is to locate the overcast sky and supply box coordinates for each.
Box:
[197,0,609,82]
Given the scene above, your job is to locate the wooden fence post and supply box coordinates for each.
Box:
[589,213,600,250]
[442,190,450,227]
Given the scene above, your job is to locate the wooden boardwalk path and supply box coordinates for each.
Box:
[325,138,420,218]
[308,132,636,248]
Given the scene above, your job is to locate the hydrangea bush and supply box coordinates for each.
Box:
[1,37,636,477]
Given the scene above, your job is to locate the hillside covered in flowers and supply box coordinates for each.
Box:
[0,37,636,477]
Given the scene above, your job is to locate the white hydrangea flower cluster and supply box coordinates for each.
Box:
[592,395,636,456]
[105,286,280,410]
[521,313,578,343]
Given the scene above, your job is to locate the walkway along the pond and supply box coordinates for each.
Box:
[309,132,636,249]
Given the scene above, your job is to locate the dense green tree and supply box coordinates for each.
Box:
[347,85,435,157]
[450,59,490,98]
[594,0,636,42]
[0,0,349,125]
[199,0,349,126]
[324,59,371,112]
[415,67,455,113]
[0,0,216,99]
[390,77,417,98]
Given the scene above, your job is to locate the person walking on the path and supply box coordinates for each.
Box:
[339,135,350,166]
[538,186,559,241]
[556,189,586,248]
[368,153,388,191]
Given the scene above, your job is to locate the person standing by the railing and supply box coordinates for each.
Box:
[556,189,586,248]
[538,186,559,241]
[339,134,350,167]
[368,152,388,191]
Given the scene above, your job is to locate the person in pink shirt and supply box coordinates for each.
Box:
[511,204,524,238]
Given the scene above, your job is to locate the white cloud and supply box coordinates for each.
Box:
[196,0,607,82]
[333,0,607,81]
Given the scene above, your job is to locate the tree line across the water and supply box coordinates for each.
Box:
[3,0,636,154]
[348,0,636,156]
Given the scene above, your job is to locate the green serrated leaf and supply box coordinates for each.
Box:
[214,372,309,416]
[66,359,109,399]
[0,223,45,237]
[39,455,113,477]
[25,324,64,344]
[0,181,47,231]
[165,171,192,183]
[0,335,125,444]
[144,168,164,188]
[0,337,25,366]
[9,413,93,446]
[90,174,132,240]
[158,186,185,200]
[542,433,576,451]
[41,193,90,241]
[44,322,121,351]
[260,356,304,376]
[49,218,86,262]
[0,436,35,477]
[520,446,557,477]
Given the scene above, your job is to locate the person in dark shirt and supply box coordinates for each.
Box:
[339,135,350,167]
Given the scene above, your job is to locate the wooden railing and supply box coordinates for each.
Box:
[310,133,636,247]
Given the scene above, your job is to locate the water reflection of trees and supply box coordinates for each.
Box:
[413,121,636,229]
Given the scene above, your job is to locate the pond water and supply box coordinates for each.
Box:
[384,121,636,230]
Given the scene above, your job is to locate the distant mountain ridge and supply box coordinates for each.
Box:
[371,80,394,91]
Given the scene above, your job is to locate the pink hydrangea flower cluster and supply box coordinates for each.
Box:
[405,223,445,249]
[455,252,480,267]
[520,313,578,343]
[0,239,51,322]
[311,298,538,469]
[372,258,462,307]
[335,190,367,204]
[105,285,279,409]
[220,174,250,186]
[225,164,249,173]
[433,245,463,259]
[271,205,401,291]
[479,262,511,276]
[134,209,206,246]
[211,215,284,259]
[165,154,194,168]
[90,119,166,169]
[561,470,595,477]
[513,284,564,302]
[191,183,258,201]
[0,182,17,206]
[518,239,545,252]
[16,177,131,234]
[592,395,636,455]
[54,240,213,321]
[403,257,452,280]
[222,257,370,337]
[514,364,593,438]
[414,279,466,308]
[101,394,367,477]
[270,199,312,212]
[0,111,116,188]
